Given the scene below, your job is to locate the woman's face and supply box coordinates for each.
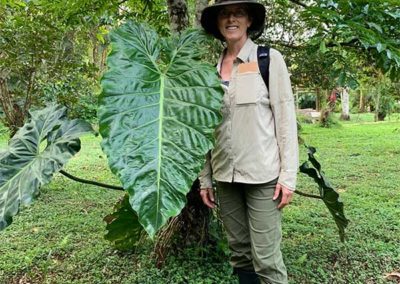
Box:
[217,4,252,44]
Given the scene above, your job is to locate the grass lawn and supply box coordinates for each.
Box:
[0,114,399,283]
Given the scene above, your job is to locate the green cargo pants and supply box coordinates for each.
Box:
[217,179,288,284]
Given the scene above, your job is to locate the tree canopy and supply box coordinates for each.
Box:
[263,0,400,88]
[1,0,399,131]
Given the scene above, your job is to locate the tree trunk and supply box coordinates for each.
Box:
[154,179,213,267]
[315,87,321,111]
[374,88,381,122]
[92,33,99,67]
[89,26,109,75]
[340,87,350,120]
[294,86,299,110]
[0,77,25,137]
[359,89,365,113]
[100,45,108,73]
[326,89,333,110]
[167,0,189,34]
[195,0,208,27]
[23,69,36,114]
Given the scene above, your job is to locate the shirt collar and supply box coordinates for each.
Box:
[216,38,256,75]
[236,38,256,63]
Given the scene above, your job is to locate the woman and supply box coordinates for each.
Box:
[199,1,299,283]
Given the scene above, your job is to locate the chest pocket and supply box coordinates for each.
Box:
[235,62,261,105]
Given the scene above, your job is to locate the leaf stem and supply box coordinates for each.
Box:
[295,190,322,199]
[59,170,124,191]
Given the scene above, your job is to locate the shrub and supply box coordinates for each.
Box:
[298,93,316,109]
[297,113,314,125]
[320,109,340,128]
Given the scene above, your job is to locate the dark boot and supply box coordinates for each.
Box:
[233,267,261,284]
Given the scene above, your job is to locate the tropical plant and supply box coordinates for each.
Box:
[299,145,348,241]
[0,104,93,230]
[0,22,348,253]
[104,193,145,251]
[98,21,223,238]
[98,19,349,245]
[0,21,224,236]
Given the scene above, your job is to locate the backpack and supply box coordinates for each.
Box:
[257,45,270,92]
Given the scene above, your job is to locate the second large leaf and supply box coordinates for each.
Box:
[99,22,223,238]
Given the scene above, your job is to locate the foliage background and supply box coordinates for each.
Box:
[1,0,399,129]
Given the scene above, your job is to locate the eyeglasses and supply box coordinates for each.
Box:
[218,8,248,19]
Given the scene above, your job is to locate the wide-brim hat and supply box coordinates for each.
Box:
[200,0,266,41]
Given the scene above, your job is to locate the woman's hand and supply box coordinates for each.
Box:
[199,188,216,209]
[273,183,294,209]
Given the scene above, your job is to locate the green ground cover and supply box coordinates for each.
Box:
[0,114,399,283]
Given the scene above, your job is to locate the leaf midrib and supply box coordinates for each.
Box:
[155,75,165,230]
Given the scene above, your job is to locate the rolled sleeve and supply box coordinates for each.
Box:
[269,49,299,191]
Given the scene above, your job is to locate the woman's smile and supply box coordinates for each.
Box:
[217,4,252,44]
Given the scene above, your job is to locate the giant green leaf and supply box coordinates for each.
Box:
[299,145,349,241]
[0,104,93,231]
[99,22,223,238]
[103,193,144,251]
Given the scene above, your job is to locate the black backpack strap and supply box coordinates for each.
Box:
[257,45,270,92]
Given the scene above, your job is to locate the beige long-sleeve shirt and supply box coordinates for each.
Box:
[199,38,298,191]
